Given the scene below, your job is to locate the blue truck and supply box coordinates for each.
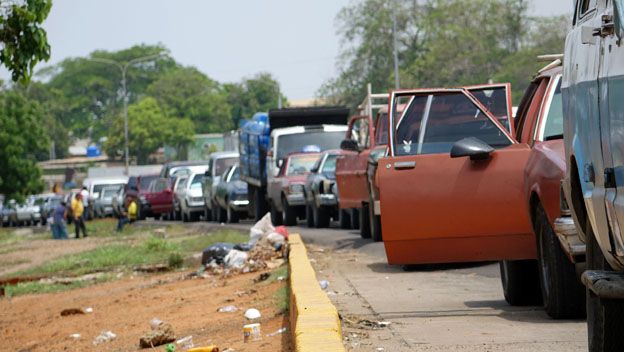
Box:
[239,107,350,220]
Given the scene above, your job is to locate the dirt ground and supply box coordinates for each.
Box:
[0,266,292,351]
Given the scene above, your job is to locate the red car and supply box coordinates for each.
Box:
[268,152,321,226]
[141,178,174,220]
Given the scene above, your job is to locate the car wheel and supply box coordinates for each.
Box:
[369,196,382,242]
[313,205,330,228]
[305,203,314,228]
[350,208,360,230]
[360,204,371,239]
[204,205,212,222]
[270,201,283,226]
[154,214,161,221]
[227,205,239,224]
[282,197,297,226]
[585,218,624,351]
[534,204,585,319]
[338,209,351,229]
[182,211,189,222]
[138,206,146,221]
[499,259,542,306]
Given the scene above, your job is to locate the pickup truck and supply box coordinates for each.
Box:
[562,1,624,349]
[239,107,349,221]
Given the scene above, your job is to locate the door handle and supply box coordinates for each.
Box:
[393,161,416,170]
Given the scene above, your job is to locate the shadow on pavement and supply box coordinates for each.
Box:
[366,261,494,274]
[463,299,586,324]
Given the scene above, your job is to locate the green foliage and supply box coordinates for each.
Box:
[104,97,194,164]
[0,89,48,201]
[4,275,112,297]
[168,252,184,268]
[320,0,570,107]
[225,72,288,125]
[0,0,52,83]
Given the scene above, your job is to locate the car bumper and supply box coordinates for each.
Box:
[315,194,337,206]
[286,193,306,206]
[229,199,249,212]
[554,216,586,259]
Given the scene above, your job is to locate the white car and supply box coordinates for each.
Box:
[179,172,206,222]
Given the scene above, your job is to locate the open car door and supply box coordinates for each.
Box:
[379,88,535,265]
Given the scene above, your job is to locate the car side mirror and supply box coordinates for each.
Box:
[340,139,359,152]
[450,137,494,161]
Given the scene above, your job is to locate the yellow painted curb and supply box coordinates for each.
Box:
[289,234,345,352]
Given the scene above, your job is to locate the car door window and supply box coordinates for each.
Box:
[176,178,188,191]
[349,117,370,149]
[541,79,564,140]
[375,112,389,145]
[467,86,511,132]
[230,167,240,182]
[394,92,511,156]
[321,155,338,173]
[154,180,167,192]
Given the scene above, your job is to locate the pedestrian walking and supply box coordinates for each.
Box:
[117,197,138,232]
[51,201,68,240]
[71,193,88,238]
[80,186,90,220]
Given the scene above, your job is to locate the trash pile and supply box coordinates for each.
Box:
[201,213,288,275]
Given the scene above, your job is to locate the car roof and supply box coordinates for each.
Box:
[210,151,239,159]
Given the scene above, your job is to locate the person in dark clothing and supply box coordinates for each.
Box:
[51,201,68,239]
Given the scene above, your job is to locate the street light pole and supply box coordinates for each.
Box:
[88,52,164,176]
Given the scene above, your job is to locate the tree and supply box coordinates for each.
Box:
[0,89,48,201]
[38,44,178,139]
[225,72,288,126]
[0,0,51,83]
[104,97,193,164]
[146,67,233,133]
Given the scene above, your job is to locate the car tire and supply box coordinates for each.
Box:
[306,203,314,228]
[313,205,330,228]
[350,208,360,230]
[499,259,542,306]
[360,204,371,238]
[204,205,212,222]
[138,206,146,221]
[227,205,239,223]
[339,209,351,229]
[282,197,297,226]
[585,218,624,351]
[534,204,585,319]
[182,211,189,222]
[253,187,268,221]
[270,201,283,226]
[154,214,161,221]
[369,197,382,242]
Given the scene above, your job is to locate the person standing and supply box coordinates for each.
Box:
[71,193,88,238]
[116,196,138,232]
[51,201,68,239]
[80,186,90,220]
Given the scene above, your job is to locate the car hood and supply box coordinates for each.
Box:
[188,188,203,198]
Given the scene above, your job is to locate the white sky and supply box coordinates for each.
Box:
[1,0,573,100]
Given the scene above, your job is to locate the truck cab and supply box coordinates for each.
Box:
[562,0,624,349]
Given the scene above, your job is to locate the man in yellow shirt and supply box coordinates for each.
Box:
[117,196,138,231]
[71,193,88,238]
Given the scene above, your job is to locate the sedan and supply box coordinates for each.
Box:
[304,150,340,228]
[214,164,248,223]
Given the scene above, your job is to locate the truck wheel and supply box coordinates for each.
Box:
[306,203,314,228]
[585,220,624,351]
[534,204,585,319]
[339,209,351,229]
[270,202,283,226]
[499,260,542,306]
[350,208,360,230]
[313,205,330,228]
[360,204,371,239]
[282,197,297,226]
[227,206,239,223]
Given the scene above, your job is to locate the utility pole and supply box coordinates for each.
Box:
[392,5,400,89]
[88,52,164,175]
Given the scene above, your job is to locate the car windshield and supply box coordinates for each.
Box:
[140,175,158,189]
[393,92,511,156]
[617,0,624,32]
[276,131,344,161]
[214,157,238,177]
[93,183,125,195]
[542,79,563,140]
[190,174,204,189]
[321,154,338,174]
[287,155,319,176]
[102,188,118,198]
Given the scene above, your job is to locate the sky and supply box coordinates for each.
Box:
[2,0,573,100]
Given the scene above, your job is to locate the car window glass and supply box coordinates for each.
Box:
[176,178,188,191]
[190,174,204,189]
[154,180,167,192]
[375,112,389,145]
[103,188,117,198]
[321,155,337,173]
[578,0,593,16]
[230,167,240,181]
[514,81,539,141]
[467,86,510,132]
[214,157,238,177]
[542,79,564,140]
[140,175,157,189]
[394,92,511,156]
[287,155,319,176]
[349,118,370,149]
[127,177,137,190]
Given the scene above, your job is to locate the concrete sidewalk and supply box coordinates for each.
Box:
[296,226,587,352]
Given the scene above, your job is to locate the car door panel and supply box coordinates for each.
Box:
[336,116,373,209]
[379,144,534,264]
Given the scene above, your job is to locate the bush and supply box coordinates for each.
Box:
[168,252,184,268]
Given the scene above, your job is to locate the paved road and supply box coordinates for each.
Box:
[289,222,587,352]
